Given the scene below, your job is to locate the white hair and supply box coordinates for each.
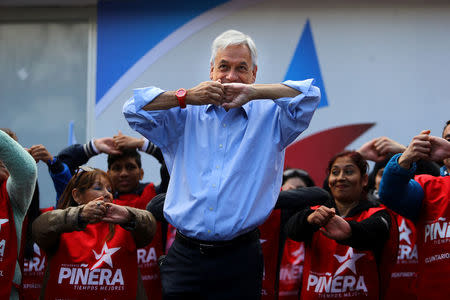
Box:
[210,29,257,68]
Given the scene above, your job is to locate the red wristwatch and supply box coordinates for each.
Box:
[175,88,187,108]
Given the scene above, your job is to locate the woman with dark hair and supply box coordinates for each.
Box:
[286,151,397,300]
[32,167,156,299]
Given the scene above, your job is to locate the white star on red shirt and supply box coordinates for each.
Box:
[398,219,412,245]
[90,242,120,270]
[333,247,365,276]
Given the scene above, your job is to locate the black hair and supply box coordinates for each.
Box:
[443,120,450,138]
[282,168,315,187]
[107,148,142,169]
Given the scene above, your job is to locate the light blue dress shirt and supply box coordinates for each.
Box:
[123,79,320,240]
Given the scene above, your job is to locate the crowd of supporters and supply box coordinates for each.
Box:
[0,119,447,299]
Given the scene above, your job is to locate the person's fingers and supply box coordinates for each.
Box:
[319,227,331,239]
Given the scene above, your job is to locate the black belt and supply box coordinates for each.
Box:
[175,229,260,254]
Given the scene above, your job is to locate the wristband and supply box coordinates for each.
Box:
[175,88,187,108]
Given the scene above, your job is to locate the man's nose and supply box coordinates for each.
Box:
[226,70,238,81]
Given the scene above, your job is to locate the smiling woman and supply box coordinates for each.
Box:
[285,151,398,299]
[32,167,156,299]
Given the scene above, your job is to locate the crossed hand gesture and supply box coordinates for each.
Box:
[307,206,352,241]
[187,80,255,110]
[80,196,131,224]
[398,130,450,168]
[358,137,406,162]
[93,131,147,154]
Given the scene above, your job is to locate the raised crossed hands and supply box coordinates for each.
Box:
[94,132,146,155]
[187,80,255,109]
[358,137,406,162]
[113,130,143,150]
[398,130,450,169]
[94,137,122,155]
[307,206,352,241]
[80,197,131,225]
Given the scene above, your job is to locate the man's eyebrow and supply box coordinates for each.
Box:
[218,59,249,66]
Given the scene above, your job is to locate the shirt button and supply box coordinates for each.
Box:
[216,165,219,169]
[219,144,223,148]
[212,184,216,188]
[209,207,213,211]
[208,230,211,233]
[223,123,226,127]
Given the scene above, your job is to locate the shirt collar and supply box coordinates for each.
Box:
[205,103,251,118]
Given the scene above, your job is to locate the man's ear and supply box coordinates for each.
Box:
[139,168,144,181]
[251,65,257,83]
[209,63,214,80]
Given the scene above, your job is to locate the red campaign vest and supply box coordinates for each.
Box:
[45,222,138,300]
[0,181,17,299]
[258,209,281,300]
[301,206,391,300]
[278,238,305,300]
[166,224,176,254]
[114,183,163,300]
[385,213,418,300]
[414,175,450,300]
[21,207,54,300]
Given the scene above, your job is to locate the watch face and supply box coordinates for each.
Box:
[176,88,186,97]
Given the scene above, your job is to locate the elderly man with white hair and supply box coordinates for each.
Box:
[123,29,320,299]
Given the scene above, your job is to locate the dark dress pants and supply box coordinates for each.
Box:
[160,233,263,300]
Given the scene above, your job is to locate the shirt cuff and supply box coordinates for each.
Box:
[133,87,166,111]
[282,79,314,94]
[140,138,149,152]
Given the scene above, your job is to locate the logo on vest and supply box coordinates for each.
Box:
[307,247,368,296]
[57,242,124,291]
[137,247,157,267]
[0,219,8,259]
[24,243,46,275]
[424,217,450,244]
[280,243,305,283]
[398,220,418,262]
[0,219,8,232]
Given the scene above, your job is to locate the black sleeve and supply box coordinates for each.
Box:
[56,143,92,175]
[146,144,165,165]
[416,159,441,176]
[285,208,321,242]
[339,210,391,252]
[146,193,166,222]
[275,187,331,210]
[154,162,170,194]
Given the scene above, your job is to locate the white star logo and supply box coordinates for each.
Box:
[291,243,305,265]
[0,219,8,232]
[398,219,412,245]
[259,239,267,244]
[90,242,120,270]
[333,247,365,276]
